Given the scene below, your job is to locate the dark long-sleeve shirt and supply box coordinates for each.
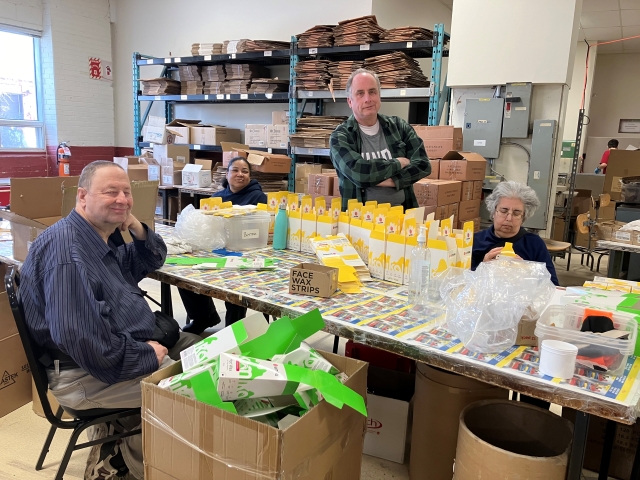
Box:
[20,209,167,385]
[471,226,559,286]
[330,113,431,211]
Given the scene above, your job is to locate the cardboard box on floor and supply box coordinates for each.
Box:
[439,151,487,181]
[0,261,32,418]
[604,149,640,201]
[141,351,367,480]
[4,176,80,262]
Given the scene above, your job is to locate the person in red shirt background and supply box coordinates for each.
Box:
[598,139,619,174]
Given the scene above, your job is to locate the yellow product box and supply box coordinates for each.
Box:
[440,217,454,237]
[350,202,363,220]
[454,221,474,269]
[200,197,222,211]
[314,197,327,217]
[365,200,378,208]
[349,219,365,262]
[362,205,375,223]
[301,196,313,214]
[287,193,299,212]
[389,206,404,216]
[385,233,406,284]
[301,212,317,253]
[606,284,632,293]
[374,207,388,226]
[331,198,341,235]
[378,203,391,211]
[385,215,401,236]
[368,227,386,280]
[316,213,334,238]
[403,234,418,286]
[583,281,608,290]
[277,191,288,209]
[266,192,279,213]
[287,209,302,251]
[338,212,351,240]
[404,217,417,238]
[361,221,374,265]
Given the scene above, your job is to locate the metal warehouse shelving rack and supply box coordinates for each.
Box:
[132,23,449,192]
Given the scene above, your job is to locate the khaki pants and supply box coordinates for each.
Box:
[46,333,201,479]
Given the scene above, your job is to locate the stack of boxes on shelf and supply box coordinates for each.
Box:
[245,111,290,150]
[411,126,487,232]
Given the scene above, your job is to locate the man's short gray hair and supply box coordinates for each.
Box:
[345,68,381,98]
[78,161,124,190]
[485,181,540,221]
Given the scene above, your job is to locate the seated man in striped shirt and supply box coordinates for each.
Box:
[20,161,201,480]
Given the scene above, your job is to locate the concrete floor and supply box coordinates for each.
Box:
[0,249,614,479]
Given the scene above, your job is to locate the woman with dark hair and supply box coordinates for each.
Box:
[179,156,268,334]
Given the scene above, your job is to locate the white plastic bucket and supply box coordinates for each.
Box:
[539,340,578,379]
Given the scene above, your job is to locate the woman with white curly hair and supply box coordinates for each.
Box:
[471,180,559,286]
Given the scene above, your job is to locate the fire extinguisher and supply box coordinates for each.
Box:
[57,141,71,176]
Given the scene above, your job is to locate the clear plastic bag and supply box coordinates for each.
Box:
[441,258,555,353]
[174,205,226,251]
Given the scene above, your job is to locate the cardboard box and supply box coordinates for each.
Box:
[295,179,309,194]
[461,181,474,201]
[0,289,32,419]
[333,177,341,197]
[267,125,289,150]
[245,124,269,148]
[166,119,201,145]
[596,221,627,242]
[409,364,509,480]
[414,179,462,207]
[192,125,241,146]
[427,159,439,179]
[220,142,250,167]
[272,110,290,125]
[289,263,339,298]
[182,160,213,188]
[439,151,487,181]
[448,202,459,223]
[142,351,367,480]
[152,144,190,164]
[458,199,482,222]
[246,151,292,174]
[295,163,323,181]
[570,189,592,216]
[143,115,177,144]
[308,174,334,196]
[473,181,483,200]
[604,150,640,200]
[413,126,463,159]
[5,177,80,261]
[161,162,185,186]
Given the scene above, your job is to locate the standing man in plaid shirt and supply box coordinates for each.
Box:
[330,68,431,211]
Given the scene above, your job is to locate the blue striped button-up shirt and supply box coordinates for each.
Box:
[20,209,167,385]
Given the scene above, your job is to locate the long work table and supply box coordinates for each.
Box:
[2,223,639,480]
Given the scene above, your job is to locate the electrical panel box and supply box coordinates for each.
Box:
[502,82,533,138]
[463,98,504,158]
[525,119,557,230]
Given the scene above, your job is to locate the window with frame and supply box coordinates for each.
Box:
[0,29,44,150]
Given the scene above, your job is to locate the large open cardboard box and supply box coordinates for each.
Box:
[141,351,367,480]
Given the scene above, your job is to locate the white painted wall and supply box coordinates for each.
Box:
[111,0,374,147]
[448,0,582,87]
[584,52,640,171]
[0,0,42,34]
[44,0,114,146]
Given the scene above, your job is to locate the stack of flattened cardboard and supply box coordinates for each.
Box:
[140,78,181,95]
[248,78,289,94]
[294,60,333,90]
[191,43,223,55]
[379,26,434,42]
[289,116,347,148]
[364,52,430,88]
[241,39,290,52]
[177,65,201,81]
[296,25,335,48]
[202,65,226,94]
[225,64,270,80]
[203,82,226,94]
[327,61,364,90]
[180,81,204,95]
[332,15,386,46]
[222,39,250,54]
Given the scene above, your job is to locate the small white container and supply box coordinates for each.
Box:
[223,211,271,251]
[539,340,578,379]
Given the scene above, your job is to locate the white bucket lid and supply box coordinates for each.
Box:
[542,339,578,356]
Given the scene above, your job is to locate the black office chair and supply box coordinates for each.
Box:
[4,266,142,480]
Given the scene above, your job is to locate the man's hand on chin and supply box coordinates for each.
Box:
[120,214,147,240]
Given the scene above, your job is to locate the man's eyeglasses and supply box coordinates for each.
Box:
[495,207,523,219]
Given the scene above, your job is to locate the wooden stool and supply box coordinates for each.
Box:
[544,238,572,271]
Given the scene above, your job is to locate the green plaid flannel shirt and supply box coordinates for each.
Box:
[330,113,431,211]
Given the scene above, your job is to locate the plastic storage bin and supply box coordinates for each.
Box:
[223,211,271,251]
[621,176,640,204]
[535,305,637,376]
